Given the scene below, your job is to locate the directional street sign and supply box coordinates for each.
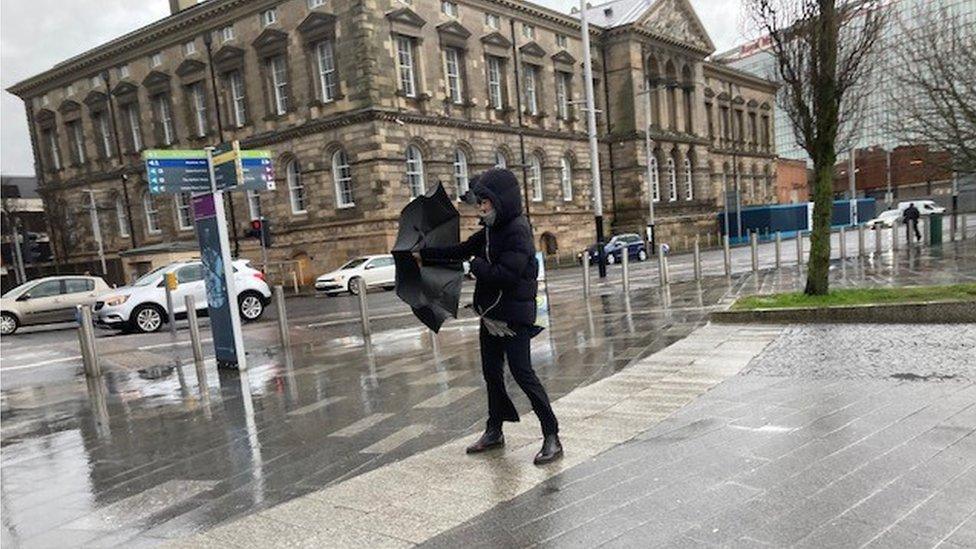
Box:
[143,150,211,194]
[239,150,276,191]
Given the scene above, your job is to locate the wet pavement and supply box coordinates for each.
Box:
[1,236,974,548]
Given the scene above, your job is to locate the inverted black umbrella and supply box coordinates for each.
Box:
[392,183,465,332]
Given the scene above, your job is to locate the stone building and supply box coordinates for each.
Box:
[7,0,776,282]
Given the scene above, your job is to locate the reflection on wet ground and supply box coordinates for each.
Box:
[1,239,974,547]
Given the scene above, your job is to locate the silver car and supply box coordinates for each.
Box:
[1,276,110,335]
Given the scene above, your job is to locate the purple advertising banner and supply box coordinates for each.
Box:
[193,193,216,220]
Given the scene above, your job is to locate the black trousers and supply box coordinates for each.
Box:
[479,324,559,436]
[907,220,921,243]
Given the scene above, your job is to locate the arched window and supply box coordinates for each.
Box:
[494,149,508,168]
[143,193,160,234]
[667,158,677,202]
[287,159,307,214]
[560,156,573,201]
[247,190,262,220]
[650,156,660,202]
[176,192,193,230]
[333,150,354,208]
[529,154,543,202]
[684,158,694,201]
[406,145,425,198]
[116,196,130,237]
[453,148,469,198]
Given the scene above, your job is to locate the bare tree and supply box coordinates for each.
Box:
[887,1,976,175]
[39,190,76,265]
[748,0,887,295]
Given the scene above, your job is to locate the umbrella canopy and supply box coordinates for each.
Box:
[391,184,464,332]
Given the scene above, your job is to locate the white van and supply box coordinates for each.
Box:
[866,200,945,228]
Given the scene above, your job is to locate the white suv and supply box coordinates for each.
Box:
[315,255,396,296]
[94,259,271,333]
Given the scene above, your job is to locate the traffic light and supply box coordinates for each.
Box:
[247,218,272,248]
[23,232,44,263]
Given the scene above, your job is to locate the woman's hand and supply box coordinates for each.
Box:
[412,251,422,265]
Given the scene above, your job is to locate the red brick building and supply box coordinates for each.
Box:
[775,158,809,204]
[833,145,952,204]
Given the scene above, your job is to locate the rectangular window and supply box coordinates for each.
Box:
[308,0,325,6]
[749,112,757,144]
[487,56,504,110]
[315,40,337,103]
[183,41,196,56]
[441,1,458,17]
[94,112,113,158]
[151,52,163,67]
[444,48,463,104]
[44,129,61,170]
[190,83,208,137]
[118,64,130,79]
[267,56,289,115]
[155,96,175,145]
[124,104,142,151]
[523,64,538,115]
[555,71,570,120]
[396,36,417,98]
[261,8,277,27]
[177,193,193,230]
[485,13,500,30]
[229,71,247,127]
[220,25,235,42]
[522,24,535,39]
[67,121,85,164]
[556,34,568,48]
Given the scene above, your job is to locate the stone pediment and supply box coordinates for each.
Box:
[213,45,245,72]
[386,7,426,29]
[252,28,289,56]
[83,90,107,107]
[639,0,715,53]
[57,99,81,115]
[760,102,771,111]
[111,81,138,98]
[703,87,714,98]
[480,32,511,49]
[747,99,759,108]
[297,11,337,43]
[175,59,206,78]
[551,50,576,65]
[519,41,546,58]
[437,20,471,40]
[35,108,56,125]
[142,70,171,91]
[732,95,745,105]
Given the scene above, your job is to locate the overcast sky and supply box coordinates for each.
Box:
[0,0,749,177]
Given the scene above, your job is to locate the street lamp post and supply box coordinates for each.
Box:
[727,82,742,241]
[203,31,241,258]
[849,149,858,225]
[637,81,657,255]
[82,189,108,276]
[580,0,607,279]
[101,70,137,249]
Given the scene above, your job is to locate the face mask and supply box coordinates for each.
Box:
[481,210,497,226]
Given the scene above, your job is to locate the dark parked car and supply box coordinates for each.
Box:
[578,233,647,265]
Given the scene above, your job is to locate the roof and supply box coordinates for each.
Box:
[579,0,652,27]
[1,176,40,199]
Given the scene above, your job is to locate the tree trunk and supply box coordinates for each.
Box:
[804,155,835,295]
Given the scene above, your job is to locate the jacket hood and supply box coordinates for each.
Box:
[470,168,524,226]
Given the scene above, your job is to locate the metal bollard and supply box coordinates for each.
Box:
[693,237,702,281]
[775,231,782,269]
[950,213,957,242]
[274,286,291,350]
[962,214,968,240]
[858,225,866,257]
[184,295,206,381]
[875,223,883,256]
[357,277,371,339]
[750,231,759,272]
[796,231,804,266]
[723,235,731,276]
[77,305,101,377]
[923,216,931,246]
[621,248,630,294]
[891,221,899,252]
[839,226,847,259]
[658,244,669,286]
[165,284,177,338]
[292,272,300,294]
[582,251,591,297]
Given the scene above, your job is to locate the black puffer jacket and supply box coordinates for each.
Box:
[421,169,538,326]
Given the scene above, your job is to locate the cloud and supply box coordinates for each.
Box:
[1,0,747,177]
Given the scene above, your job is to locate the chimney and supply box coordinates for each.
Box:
[169,0,198,14]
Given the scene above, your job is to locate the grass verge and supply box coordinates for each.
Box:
[731,283,976,311]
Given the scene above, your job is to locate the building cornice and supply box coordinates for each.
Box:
[703,62,779,92]
[605,24,713,56]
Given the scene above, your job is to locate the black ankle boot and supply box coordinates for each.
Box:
[533,434,563,465]
[466,427,504,454]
